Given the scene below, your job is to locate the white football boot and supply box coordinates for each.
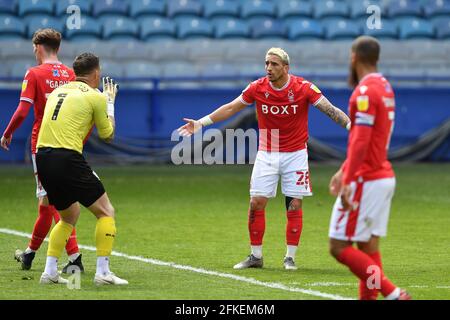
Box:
[94,272,128,285]
[40,272,69,284]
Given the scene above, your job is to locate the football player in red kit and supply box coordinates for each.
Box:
[0,29,84,273]
[328,36,411,300]
[178,48,350,270]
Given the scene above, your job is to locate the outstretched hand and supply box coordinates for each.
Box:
[0,135,12,151]
[177,118,202,137]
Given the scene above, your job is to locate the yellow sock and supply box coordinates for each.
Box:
[47,221,73,258]
[95,216,116,256]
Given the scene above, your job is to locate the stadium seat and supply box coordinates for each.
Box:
[100,60,125,78]
[314,0,349,19]
[239,62,265,78]
[162,62,201,77]
[114,41,153,60]
[277,0,313,19]
[387,0,423,18]
[0,0,17,15]
[250,18,286,39]
[56,0,92,16]
[71,41,117,59]
[92,0,129,17]
[349,0,383,18]
[65,16,102,41]
[362,19,398,39]
[0,61,9,77]
[18,0,54,17]
[177,18,213,39]
[204,0,239,18]
[424,0,450,18]
[186,39,227,61]
[140,17,176,40]
[125,61,161,78]
[0,15,26,39]
[433,17,450,39]
[10,60,35,78]
[201,62,239,77]
[399,18,435,39]
[241,0,276,19]
[129,0,166,18]
[167,0,202,18]
[103,17,139,40]
[285,18,324,40]
[0,40,33,60]
[27,16,65,38]
[214,18,250,39]
[151,41,189,61]
[325,19,361,39]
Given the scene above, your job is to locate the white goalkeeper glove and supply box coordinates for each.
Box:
[102,76,119,117]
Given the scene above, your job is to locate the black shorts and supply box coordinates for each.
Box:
[36,148,105,211]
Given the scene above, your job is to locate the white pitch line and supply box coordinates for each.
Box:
[0,227,353,300]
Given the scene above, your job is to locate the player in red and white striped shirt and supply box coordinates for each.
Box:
[0,29,83,273]
[179,48,350,270]
[328,36,411,300]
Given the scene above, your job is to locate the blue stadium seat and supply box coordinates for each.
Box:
[362,19,398,39]
[0,14,26,39]
[140,17,176,40]
[433,17,450,39]
[277,0,313,19]
[11,60,35,78]
[0,40,34,59]
[314,0,349,19]
[114,41,152,60]
[250,18,286,39]
[241,0,276,19]
[72,41,117,59]
[286,18,324,40]
[162,62,201,77]
[177,18,213,39]
[325,19,361,39]
[65,16,102,41]
[129,0,166,18]
[101,60,125,78]
[0,0,17,14]
[204,0,239,18]
[399,18,435,39]
[201,62,239,77]
[125,61,161,78]
[214,18,250,39]
[349,0,383,18]
[167,0,202,18]
[92,0,129,17]
[56,0,92,16]
[424,0,450,18]
[27,16,65,38]
[103,17,139,40]
[239,62,265,78]
[18,0,54,17]
[388,0,423,18]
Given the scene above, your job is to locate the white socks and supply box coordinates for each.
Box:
[96,256,111,276]
[385,287,401,300]
[251,245,263,259]
[25,247,35,254]
[286,245,298,259]
[68,252,80,263]
[44,256,58,277]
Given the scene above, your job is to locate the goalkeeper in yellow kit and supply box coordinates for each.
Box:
[36,52,127,285]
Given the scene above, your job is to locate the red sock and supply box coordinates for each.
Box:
[28,205,54,251]
[53,209,79,256]
[359,251,382,300]
[248,210,265,245]
[337,246,396,298]
[286,210,303,246]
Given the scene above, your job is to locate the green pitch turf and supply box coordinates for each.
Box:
[0,163,449,300]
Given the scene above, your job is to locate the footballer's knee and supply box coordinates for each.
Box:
[285,197,302,211]
[249,197,267,211]
[329,239,350,259]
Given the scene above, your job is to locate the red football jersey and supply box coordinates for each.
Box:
[344,73,396,183]
[240,75,323,152]
[20,62,75,153]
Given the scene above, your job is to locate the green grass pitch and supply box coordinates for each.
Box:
[0,163,449,300]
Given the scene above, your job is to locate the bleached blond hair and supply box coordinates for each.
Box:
[266,47,290,65]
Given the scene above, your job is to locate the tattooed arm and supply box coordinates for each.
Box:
[315,97,351,129]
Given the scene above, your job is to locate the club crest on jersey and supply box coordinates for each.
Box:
[21,80,28,92]
[265,92,270,99]
[52,69,60,77]
[61,69,69,78]
[288,89,295,102]
[357,95,369,112]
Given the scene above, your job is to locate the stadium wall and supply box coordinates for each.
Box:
[0,87,449,163]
